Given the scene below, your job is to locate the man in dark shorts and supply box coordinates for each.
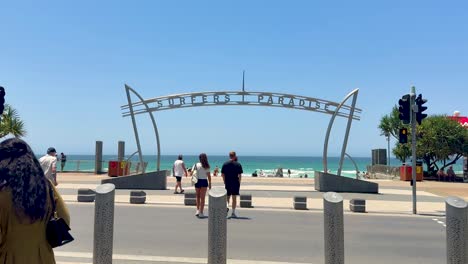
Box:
[172,154,188,194]
[221,151,243,218]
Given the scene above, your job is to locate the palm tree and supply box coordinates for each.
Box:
[0,104,26,138]
[378,106,401,166]
[379,116,392,166]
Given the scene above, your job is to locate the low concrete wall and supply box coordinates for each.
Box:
[314,171,378,193]
[366,165,399,179]
[101,170,168,190]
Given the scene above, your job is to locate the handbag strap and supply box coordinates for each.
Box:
[47,180,57,214]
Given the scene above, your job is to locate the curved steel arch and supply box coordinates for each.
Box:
[123,84,361,175]
[122,91,361,120]
[125,84,161,172]
[323,89,359,176]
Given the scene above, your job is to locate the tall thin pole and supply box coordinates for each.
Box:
[387,135,390,167]
[410,86,417,214]
[242,70,245,103]
[242,70,245,92]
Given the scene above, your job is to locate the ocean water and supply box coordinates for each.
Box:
[58,155,465,178]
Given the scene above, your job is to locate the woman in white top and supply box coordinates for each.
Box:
[193,153,212,218]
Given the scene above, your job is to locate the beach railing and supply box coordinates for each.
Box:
[59,160,151,174]
[59,160,104,173]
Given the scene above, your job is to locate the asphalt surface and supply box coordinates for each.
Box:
[55,203,447,264]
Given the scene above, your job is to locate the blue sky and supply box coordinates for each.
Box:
[1,1,467,157]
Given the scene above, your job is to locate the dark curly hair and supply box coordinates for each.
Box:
[0,138,48,221]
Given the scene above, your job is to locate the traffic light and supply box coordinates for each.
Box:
[415,94,427,125]
[0,86,5,118]
[399,127,408,144]
[398,94,411,124]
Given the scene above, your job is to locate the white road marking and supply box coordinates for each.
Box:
[55,251,311,264]
[432,218,446,228]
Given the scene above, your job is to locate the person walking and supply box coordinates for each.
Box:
[447,165,456,182]
[0,138,71,263]
[193,153,212,217]
[221,151,243,218]
[39,147,58,186]
[172,154,188,194]
[60,152,67,172]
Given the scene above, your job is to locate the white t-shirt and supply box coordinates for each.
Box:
[194,163,210,180]
[173,160,186,176]
[39,154,57,181]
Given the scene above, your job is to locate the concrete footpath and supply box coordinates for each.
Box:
[56,172,468,216]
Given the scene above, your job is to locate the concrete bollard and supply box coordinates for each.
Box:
[93,183,115,264]
[95,141,103,174]
[349,198,366,213]
[129,190,146,204]
[118,141,125,161]
[184,192,197,206]
[208,187,227,264]
[323,192,344,264]
[445,196,467,264]
[294,196,307,210]
[77,188,96,202]
[240,194,252,208]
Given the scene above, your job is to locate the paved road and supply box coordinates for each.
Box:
[55,203,446,264]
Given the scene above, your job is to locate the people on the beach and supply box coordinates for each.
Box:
[213,166,219,177]
[0,138,71,263]
[172,154,188,194]
[222,151,243,218]
[193,153,212,217]
[437,168,446,181]
[60,152,67,172]
[287,169,291,178]
[39,147,58,186]
[446,166,456,182]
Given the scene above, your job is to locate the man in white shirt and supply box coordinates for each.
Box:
[172,154,188,194]
[39,147,58,186]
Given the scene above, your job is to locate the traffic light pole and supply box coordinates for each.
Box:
[410,87,417,214]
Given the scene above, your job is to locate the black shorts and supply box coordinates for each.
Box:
[225,182,240,196]
[175,176,182,182]
[195,179,208,188]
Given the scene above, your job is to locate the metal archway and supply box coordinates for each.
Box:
[122,84,362,175]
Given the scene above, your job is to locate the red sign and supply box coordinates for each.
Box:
[449,116,468,128]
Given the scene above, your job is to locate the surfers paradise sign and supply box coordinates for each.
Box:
[122,84,361,176]
[122,91,361,120]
